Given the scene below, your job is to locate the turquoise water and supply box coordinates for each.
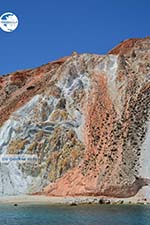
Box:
[0,204,150,225]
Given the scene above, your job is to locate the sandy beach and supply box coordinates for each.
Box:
[0,195,149,205]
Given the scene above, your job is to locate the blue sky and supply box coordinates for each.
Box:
[0,0,150,75]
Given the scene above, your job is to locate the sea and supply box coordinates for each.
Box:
[0,204,150,225]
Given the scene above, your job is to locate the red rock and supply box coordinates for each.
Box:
[1,38,150,199]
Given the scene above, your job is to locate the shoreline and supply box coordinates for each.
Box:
[0,195,149,206]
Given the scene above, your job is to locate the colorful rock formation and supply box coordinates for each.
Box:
[1,37,150,199]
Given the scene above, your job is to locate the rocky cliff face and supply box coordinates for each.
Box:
[1,38,150,199]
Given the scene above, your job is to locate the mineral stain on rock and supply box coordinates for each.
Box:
[1,37,150,199]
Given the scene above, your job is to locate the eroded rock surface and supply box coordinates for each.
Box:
[1,38,150,198]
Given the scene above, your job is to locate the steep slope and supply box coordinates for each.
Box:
[1,37,150,199]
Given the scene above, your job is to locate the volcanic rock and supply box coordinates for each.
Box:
[0,38,150,199]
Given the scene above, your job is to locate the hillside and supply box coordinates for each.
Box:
[0,37,150,199]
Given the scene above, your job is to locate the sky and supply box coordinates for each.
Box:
[0,0,150,75]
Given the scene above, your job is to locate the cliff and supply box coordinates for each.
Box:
[0,37,150,199]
